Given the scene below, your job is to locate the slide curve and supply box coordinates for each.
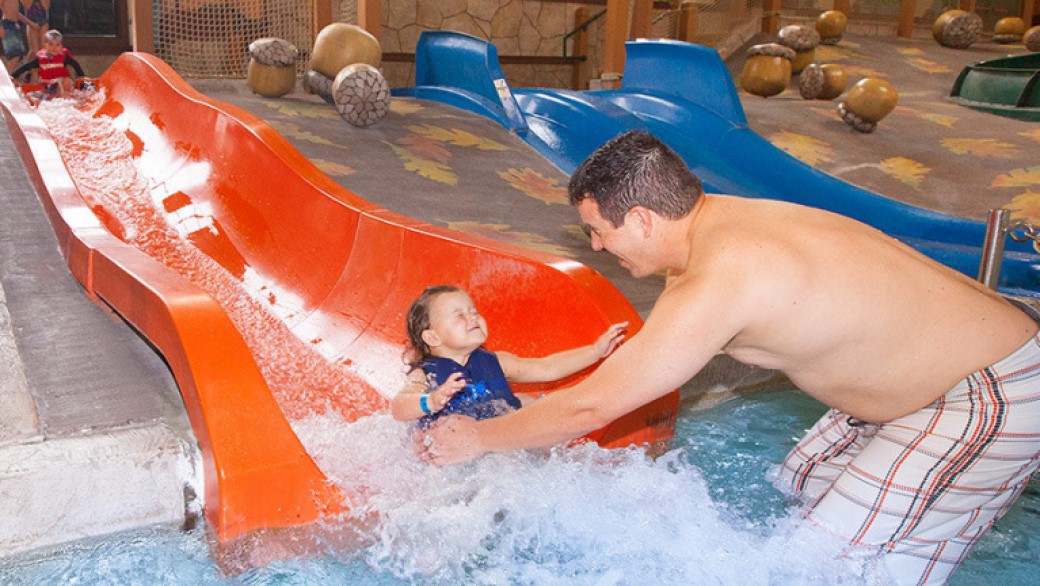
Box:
[393,32,1040,298]
[0,53,678,544]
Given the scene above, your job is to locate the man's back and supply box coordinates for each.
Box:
[672,195,1037,422]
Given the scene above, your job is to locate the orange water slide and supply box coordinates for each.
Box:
[0,53,679,543]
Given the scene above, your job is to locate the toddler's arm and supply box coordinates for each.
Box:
[498,321,628,384]
[390,370,467,421]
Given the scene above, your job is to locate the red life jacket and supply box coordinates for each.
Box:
[37,49,74,83]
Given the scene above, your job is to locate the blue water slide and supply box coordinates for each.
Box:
[393,32,1040,297]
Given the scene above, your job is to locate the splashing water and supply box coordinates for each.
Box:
[291,409,882,585]
[3,390,1037,584]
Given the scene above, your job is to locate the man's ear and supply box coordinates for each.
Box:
[628,206,654,238]
[421,329,440,349]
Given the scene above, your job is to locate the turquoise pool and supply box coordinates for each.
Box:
[2,388,1036,584]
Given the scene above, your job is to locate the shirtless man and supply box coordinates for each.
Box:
[420,131,1040,584]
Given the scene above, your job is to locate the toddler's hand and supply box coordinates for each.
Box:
[430,371,467,411]
[594,322,628,357]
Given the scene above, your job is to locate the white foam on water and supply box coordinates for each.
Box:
[294,412,888,585]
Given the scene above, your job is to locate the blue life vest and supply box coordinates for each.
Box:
[418,348,521,426]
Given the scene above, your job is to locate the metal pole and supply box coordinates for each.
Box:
[978,208,1010,289]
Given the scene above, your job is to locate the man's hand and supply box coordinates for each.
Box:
[416,415,482,466]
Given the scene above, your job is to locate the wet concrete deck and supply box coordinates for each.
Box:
[0,108,197,556]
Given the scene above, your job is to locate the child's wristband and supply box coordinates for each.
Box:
[419,393,432,414]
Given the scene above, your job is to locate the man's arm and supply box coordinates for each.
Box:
[421,276,745,464]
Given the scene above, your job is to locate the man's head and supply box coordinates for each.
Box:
[568,131,702,228]
[569,132,703,278]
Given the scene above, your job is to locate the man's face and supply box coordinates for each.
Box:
[577,198,653,278]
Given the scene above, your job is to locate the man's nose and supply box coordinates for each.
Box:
[591,232,603,251]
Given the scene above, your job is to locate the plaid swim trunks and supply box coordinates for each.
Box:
[775,332,1040,585]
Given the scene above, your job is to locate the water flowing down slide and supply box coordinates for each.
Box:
[394,32,1040,298]
[0,53,678,544]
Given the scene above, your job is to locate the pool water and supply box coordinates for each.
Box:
[2,389,1036,585]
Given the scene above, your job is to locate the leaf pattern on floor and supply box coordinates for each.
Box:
[406,124,510,151]
[265,101,337,119]
[389,99,425,115]
[397,133,452,164]
[843,65,889,78]
[816,43,866,62]
[895,106,959,128]
[992,166,1040,189]
[268,120,347,148]
[769,131,834,167]
[879,156,930,188]
[443,221,574,257]
[941,138,1018,158]
[385,140,457,185]
[312,159,356,177]
[1004,190,1040,220]
[904,58,949,74]
[499,168,568,205]
[1019,129,1040,144]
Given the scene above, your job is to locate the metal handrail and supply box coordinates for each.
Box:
[563,9,606,58]
[977,208,1040,289]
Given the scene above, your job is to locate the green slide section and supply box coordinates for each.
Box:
[950,53,1040,122]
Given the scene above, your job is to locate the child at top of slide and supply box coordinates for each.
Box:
[11,29,86,106]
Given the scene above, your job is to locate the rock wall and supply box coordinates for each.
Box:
[372,1,603,89]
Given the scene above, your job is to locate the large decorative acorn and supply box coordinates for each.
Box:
[838,78,898,133]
